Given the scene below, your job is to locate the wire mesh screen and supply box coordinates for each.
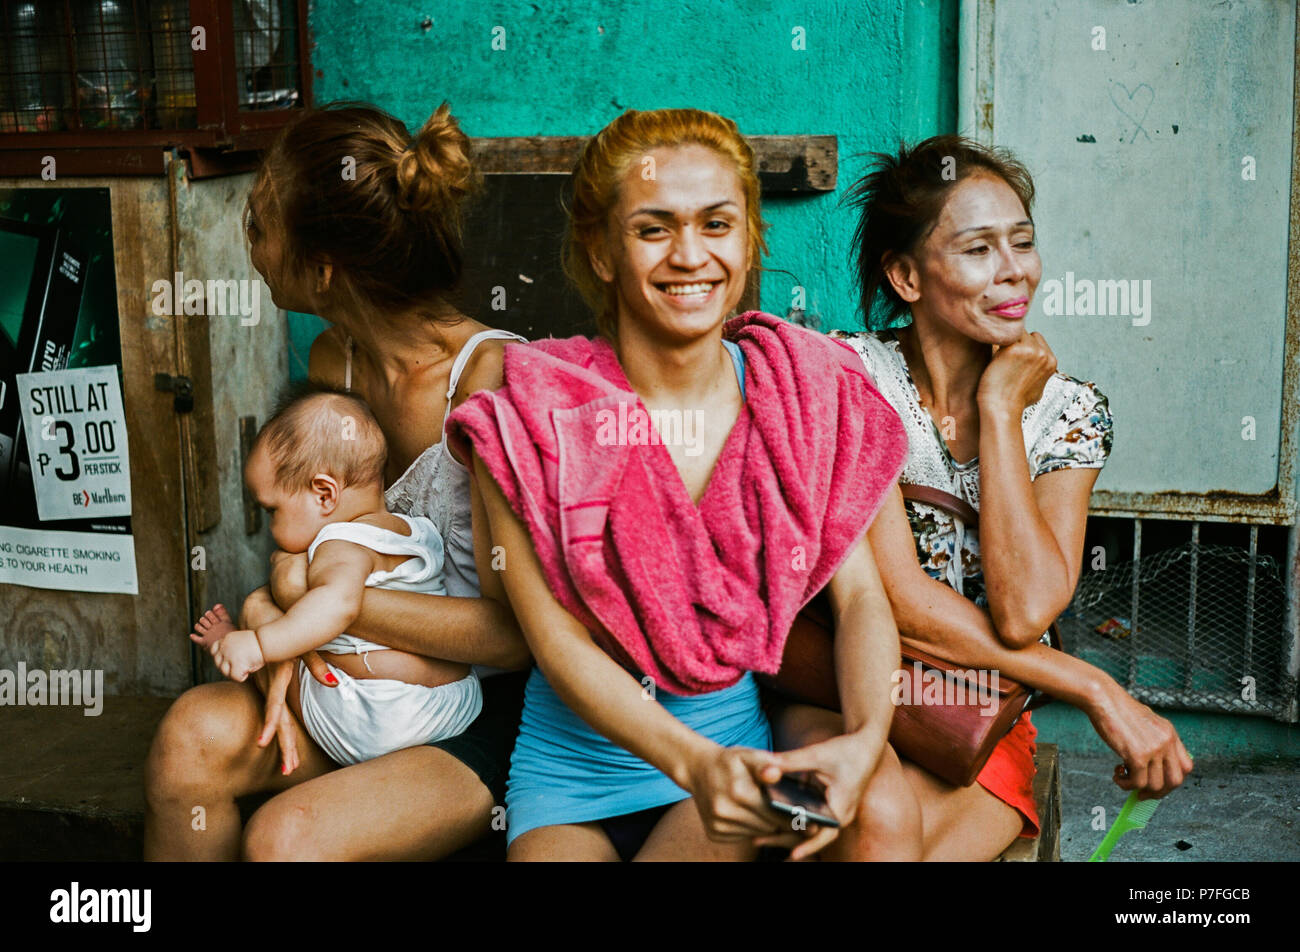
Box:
[1,2,76,132]
[1062,520,1296,721]
[0,1,302,134]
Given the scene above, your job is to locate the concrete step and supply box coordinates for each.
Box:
[0,695,1061,862]
[0,695,169,861]
[0,694,504,862]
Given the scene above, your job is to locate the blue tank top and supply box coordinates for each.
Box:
[722,338,746,399]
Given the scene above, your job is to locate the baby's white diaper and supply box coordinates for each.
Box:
[298,660,482,767]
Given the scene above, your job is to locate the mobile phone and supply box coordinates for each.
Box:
[763,772,840,828]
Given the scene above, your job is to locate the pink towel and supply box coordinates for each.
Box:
[447,311,906,695]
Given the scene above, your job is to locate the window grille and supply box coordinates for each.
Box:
[1064,516,1298,722]
[0,0,310,173]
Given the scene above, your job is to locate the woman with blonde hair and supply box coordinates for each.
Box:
[448,108,909,861]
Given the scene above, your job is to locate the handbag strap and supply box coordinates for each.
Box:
[899,478,1066,664]
[899,482,979,528]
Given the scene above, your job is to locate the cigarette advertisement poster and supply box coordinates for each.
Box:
[0,188,137,595]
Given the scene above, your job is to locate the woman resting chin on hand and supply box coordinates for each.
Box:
[785,134,1193,861]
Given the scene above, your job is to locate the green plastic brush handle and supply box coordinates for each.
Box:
[1088,790,1142,862]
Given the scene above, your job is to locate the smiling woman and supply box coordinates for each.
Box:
[564,110,768,343]
[447,108,908,861]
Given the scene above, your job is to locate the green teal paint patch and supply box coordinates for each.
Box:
[1033,704,1300,764]
[308,0,956,335]
[288,311,326,382]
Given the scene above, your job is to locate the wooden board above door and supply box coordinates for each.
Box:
[471,135,838,193]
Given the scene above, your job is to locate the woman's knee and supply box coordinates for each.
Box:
[838,748,924,861]
[145,683,264,805]
[242,799,320,861]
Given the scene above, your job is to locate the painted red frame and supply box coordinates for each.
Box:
[0,0,313,176]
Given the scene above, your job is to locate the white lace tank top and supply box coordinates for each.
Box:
[344,328,529,600]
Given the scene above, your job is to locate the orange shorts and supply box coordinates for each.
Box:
[975,710,1039,838]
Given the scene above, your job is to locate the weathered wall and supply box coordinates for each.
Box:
[0,177,190,695]
[173,170,285,686]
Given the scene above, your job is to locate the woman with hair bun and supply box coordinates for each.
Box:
[448,107,909,861]
[778,134,1194,860]
[144,102,533,861]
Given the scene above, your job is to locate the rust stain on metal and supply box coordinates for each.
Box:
[1091,488,1295,526]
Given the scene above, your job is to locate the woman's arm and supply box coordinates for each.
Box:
[869,486,1193,797]
[473,451,783,840]
[763,530,903,859]
[357,590,527,667]
[277,328,529,669]
[828,533,899,746]
[976,333,1092,646]
[267,553,529,669]
[977,433,1097,646]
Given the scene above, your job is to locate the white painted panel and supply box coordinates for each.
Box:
[989,0,1294,497]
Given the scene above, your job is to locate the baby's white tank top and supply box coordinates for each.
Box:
[306,512,446,656]
[344,328,528,601]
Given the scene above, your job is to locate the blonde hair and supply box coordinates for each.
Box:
[247,101,478,317]
[254,385,387,493]
[564,108,770,338]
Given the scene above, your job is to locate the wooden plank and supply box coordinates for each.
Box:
[998,743,1060,862]
[1043,743,1062,861]
[471,134,838,193]
[0,149,167,177]
[751,135,839,193]
[168,155,221,537]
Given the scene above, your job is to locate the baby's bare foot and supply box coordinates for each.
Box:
[191,604,236,648]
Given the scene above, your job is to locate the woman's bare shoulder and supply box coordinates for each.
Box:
[452,335,512,407]
[308,325,348,388]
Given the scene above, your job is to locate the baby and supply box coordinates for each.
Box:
[191,386,482,766]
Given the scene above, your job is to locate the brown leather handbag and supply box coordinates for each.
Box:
[763,484,1061,788]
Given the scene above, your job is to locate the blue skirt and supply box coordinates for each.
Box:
[505,666,772,845]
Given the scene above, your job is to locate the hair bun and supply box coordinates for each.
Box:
[395,102,477,217]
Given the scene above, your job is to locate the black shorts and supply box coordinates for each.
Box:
[426,669,528,805]
[599,803,673,861]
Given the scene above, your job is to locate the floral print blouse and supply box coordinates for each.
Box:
[831,329,1114,608]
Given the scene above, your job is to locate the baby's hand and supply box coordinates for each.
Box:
[211,629,266,682]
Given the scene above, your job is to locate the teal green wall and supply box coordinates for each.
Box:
[289,0,959,375]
